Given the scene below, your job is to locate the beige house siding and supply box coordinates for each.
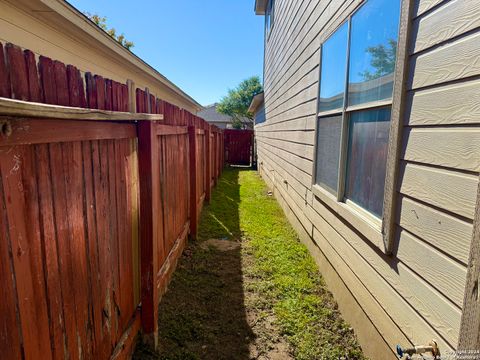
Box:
[0,0,201,113]
[256,0,480,358]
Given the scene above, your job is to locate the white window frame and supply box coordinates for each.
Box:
[311,0,412,254]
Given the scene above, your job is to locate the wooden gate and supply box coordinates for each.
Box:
[224,129,253,165]
[0,117,140,359]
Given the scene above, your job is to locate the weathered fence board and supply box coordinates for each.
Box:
[0,166,24,360]
[0,144,53,359]
[6,43,29,101]
[0,120,139,358]
[25,50,42,102]
[0,42,11,97]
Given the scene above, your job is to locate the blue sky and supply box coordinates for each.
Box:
[68,0,265,106]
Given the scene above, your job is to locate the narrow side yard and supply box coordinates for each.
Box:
[135,168,365,360]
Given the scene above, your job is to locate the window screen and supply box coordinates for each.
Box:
[315,115,342,194]
[345,108,391,217]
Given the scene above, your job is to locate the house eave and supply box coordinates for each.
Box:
[254,0,268,15]
[12,0,203,112]
[248,92,264,113]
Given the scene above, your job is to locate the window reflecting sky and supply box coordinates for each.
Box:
[349,0,400,84]
[319,22,348,112]
[319,0,400,110]
[348,0,400,105]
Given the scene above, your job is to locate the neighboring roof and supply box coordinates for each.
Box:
[254,0,268,15]
[198,104,232,123]
[198,103,249,124]
[248,92,264,113]
[9,0,202,111]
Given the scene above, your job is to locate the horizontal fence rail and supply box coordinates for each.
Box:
[0,41,223,359]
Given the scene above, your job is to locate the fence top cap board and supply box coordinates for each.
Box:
[0,97,164,121]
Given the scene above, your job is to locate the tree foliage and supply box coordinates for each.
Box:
[359,39,397,81]
[85,13,135,50]
[217,76,263,129]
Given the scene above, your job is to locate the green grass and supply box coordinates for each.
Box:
[135,167,365,360]
[226,169,365,359]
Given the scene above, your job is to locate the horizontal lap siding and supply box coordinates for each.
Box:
[411,0,480,53]
[256,115,316,131]
[400,0,480,336]
[257,0,479,356]
[406,79,480,126]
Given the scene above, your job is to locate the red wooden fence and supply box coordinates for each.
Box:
[224,129,254,166]
[0,42,223,359]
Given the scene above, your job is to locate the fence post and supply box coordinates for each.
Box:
[138,120,159,348]
[188,125,198,239]
[215,132,219,178]
[205,125,211,202]
[212,131,216,185]
[220,130,225,174]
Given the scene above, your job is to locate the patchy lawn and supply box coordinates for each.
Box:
[134,168,365,360]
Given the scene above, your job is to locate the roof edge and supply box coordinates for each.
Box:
[40,0,202,110]
[248,92,264,113]
[254,0,268,15]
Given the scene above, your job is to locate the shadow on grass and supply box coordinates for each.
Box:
[134,168,254,360]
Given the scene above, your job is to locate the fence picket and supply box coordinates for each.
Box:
[0,160,23,360]
[6,44,29,100]
[53,61,69,106]
[85,72,97,109]
[67,65,84,107]
[95,75,106,110]
[39,56,56,104]
[24,50,42,102]
[0,42,11,97]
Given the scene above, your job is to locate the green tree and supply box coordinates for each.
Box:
[217,76,263,129]
[84,13,135,50]
[359,39,397,81]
